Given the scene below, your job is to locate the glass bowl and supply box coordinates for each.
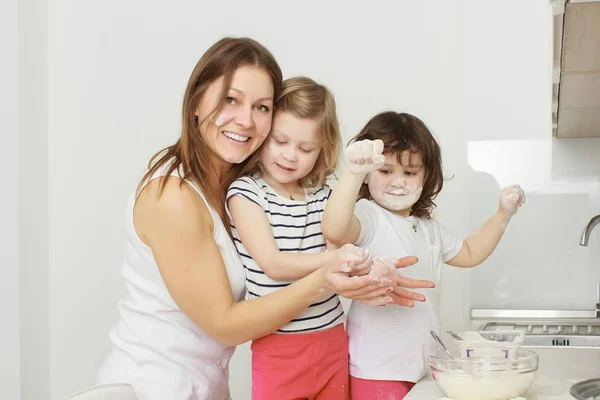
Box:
[429,348,539,400]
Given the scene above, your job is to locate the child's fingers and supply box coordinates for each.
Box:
[333,275,376,293]
[368,256,396,279]
[361,296,394,307]
[499,184,525,216]
[337,277,391,298]
[390,273,435,290]
[345,285,392,301]
[373,139,384,155]
[394,256,419,269]
[361,140,374,160]
[346,141,366,163]
[391,286,427,303]
[373,154,386,167]
[349,257,373,276]
[345,140,387,174]
[352,288,428,307]
[387,292,416,307]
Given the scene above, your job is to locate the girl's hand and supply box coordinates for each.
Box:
[319,247,434,307]
[364,256,435,307]
[498,185,526,219]
[387,263,435,307]
[319,244,389,303]
[367,256,396,279]
[345,139,386,175]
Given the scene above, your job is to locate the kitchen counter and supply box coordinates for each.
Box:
[405,316,600,399]
[405,372,579,400]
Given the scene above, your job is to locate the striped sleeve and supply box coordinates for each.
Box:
[226,176,264,209]
[322,184,332,200]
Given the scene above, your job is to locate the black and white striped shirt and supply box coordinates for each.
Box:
[226,175,344,334]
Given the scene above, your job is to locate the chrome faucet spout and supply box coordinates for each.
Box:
[580,215,600,246]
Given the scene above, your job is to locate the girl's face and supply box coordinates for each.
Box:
[366,150,425,216]
[260,111,322,186]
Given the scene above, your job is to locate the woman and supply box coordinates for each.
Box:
[97,37,433,400]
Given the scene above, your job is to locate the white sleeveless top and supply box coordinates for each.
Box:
[97,164,246,400]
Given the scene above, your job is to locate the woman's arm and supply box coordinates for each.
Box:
[228,194,341,281]
[322,139,386,246]
[447,185,525,268]
[135,178,388,346]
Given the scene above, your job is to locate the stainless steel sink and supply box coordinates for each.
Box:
[571,378,600,400]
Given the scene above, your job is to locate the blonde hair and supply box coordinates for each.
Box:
[273,76,341,188]
[139,37,282,224]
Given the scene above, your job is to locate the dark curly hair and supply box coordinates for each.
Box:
[350,111,443,219]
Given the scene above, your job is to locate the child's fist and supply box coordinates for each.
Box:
[345,139,386,175]
[499,185,525,218]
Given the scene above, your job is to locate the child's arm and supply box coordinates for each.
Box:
[322,139,385,247]
[228,193,349,281]
[447,185,525,268]
[142,177,389,346]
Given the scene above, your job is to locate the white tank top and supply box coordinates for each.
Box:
[98,164,246,400]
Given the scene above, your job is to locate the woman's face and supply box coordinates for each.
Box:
[196,65,275,166]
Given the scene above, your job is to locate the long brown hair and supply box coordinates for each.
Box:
[140,37,282,223]
[350,112,443,219]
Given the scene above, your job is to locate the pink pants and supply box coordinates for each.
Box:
[349,376,415,400]
[251,324,349,400]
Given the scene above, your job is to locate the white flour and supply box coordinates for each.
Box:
[434,368,533,400]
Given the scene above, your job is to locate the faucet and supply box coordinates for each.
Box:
[580,215,600,317]
[580,215,600,246]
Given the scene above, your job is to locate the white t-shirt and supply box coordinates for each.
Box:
[226,175,344,333]
[347,199,463,383]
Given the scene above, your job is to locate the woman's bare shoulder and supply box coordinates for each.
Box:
[134,176,213,245]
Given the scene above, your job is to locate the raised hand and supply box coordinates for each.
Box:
[345,139,386,175]
[498,185,526,218]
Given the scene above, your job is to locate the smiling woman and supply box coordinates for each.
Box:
[197,66,274,165]
[95,38,420,400]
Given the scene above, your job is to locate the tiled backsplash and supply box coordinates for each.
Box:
[469,137,600,310]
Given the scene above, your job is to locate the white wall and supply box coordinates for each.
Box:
[19,0,51,398]
[462,2,600,310]
[47,1,464,398]
[12,0,595,399]
[0,0,21,398]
